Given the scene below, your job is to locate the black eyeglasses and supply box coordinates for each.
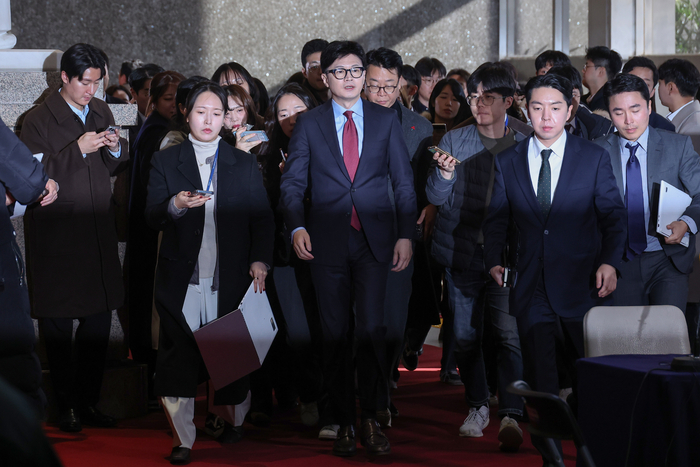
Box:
[365,84,397,94]
[467,95,507,106]
[325,67,365,80]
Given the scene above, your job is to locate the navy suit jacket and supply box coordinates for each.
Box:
[280,99,417,266]
[483,134,627,318]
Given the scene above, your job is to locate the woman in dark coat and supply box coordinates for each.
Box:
[145,82,273,464]
[127,70,186,388]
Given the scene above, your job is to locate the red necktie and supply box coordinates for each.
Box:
[343,110,361,230]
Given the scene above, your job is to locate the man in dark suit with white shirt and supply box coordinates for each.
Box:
[547,65,612,140]
[280,41,416,457]
[481,73,626,465]
[595,73,700,311]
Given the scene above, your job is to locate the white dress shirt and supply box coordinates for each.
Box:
[528,131,568,203]
[667,99,695,122]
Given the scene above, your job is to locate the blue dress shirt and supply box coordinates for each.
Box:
[618,127,695,251]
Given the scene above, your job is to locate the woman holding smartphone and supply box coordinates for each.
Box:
[145,82,274,465]
[222,84,264,155]
[424,78,471,145]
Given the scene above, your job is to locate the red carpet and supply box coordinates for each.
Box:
[46,344,577,466]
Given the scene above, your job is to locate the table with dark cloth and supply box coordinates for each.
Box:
[577,354,700,467]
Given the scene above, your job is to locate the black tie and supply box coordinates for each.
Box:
[537,149,552,218]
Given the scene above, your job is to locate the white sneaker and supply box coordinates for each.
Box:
[497,416,523,452]
[300,401,319,427]
[318,424,340,440]
[459,405,490,437]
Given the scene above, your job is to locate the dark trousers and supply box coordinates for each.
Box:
[377,257,414,410]
[614,250,689,312]
[39,311,112,412]
[516,279,585,464]
[310,228,389,426]
[446,247,523,417]
[268,264,323,404]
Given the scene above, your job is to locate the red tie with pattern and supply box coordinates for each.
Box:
[343,110,361,230]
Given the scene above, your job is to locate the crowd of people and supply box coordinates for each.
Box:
[2,38,700,466]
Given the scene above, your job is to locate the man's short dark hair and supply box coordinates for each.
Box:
[447,68,471,81]
[128,63,164,93]
[525,73,573,108]
[301,39,329,67]
[467,63,516,97]
[415,57,446,78]
[366,47,403,78]
[658,58,700,98]
[622,56,659,88]
[535,50,571,73]
[603,73,650,111]
[546,65,583,93]
[60,43,106,81]
[119,59,143,81]
[585,46,623,82]
[320,41,366,73]
[401,65,420,88]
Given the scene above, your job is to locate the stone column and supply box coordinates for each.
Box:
[588,0,676,57]
[0,0,16,49]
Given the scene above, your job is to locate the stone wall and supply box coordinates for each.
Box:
[10,0,500,93]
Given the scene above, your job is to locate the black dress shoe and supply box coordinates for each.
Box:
[360,419,391,455]
[80,406,117,427]
[59,408,82,433]
[169,446,191,465]
[332,425,357,457]
[217,422,244,444]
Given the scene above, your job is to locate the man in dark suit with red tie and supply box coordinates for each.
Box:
[280,41,416,457]
[479,73,626,466]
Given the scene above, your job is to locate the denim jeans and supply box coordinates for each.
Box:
[445,246,523,417]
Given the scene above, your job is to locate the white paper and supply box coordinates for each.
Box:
[10,153,43,219]
[238,282,277,364]
[657,180,691,248]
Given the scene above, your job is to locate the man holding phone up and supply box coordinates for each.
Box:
[426,63,528,451]
[20,43,129,433]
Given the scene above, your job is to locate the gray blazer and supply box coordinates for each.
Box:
[670,99,700,135]
[594,126,700,274]
[399,103,433,161]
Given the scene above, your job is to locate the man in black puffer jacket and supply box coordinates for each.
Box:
[425,63,526,452]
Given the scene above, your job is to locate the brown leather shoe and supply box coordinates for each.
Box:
[360,419,391,455]
[332,425,357,457]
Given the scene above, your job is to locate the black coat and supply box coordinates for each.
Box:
[146,138,274,399]
[0,116,48,415]
[20,90,128,318]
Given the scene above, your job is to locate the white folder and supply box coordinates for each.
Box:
[656,180,691,248]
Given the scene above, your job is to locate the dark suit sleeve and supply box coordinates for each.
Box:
[387,115,417,238]
[483,155,510,271]
[246,156,275,267]
[592,147,627,268]
[0,117,48,205]
[678,135,700,228]
[280,114,311,232]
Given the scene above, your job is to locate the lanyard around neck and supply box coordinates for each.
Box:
[206,148,219,192]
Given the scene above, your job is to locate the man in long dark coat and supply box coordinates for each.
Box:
[20,43,129,432]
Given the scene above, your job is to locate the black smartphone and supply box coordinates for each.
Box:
[428,146,461,165]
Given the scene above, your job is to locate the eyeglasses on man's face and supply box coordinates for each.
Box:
[467,94,506,106]
[365,84,397,94]
[325,67,365,80]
